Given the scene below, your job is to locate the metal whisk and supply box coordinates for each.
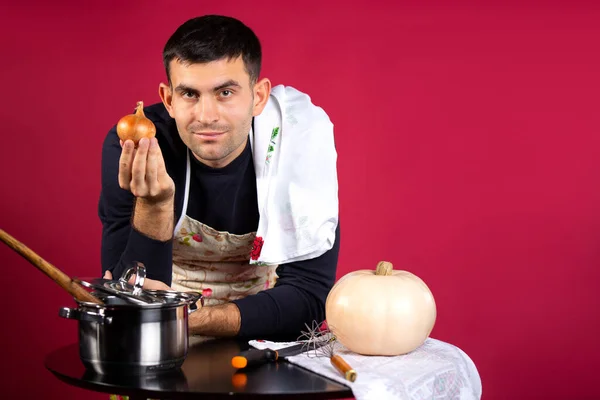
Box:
[297,321,357,382]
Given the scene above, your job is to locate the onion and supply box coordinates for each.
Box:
[116,101,156,145]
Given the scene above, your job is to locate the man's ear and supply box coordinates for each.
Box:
[159,82,175,118]
[252,77,272,117]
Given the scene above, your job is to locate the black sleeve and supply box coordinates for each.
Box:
[232,221,340,341]
[97,126,174,284]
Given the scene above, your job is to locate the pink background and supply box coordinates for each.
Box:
[1,1,599,399]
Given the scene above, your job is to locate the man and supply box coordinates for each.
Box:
[98,15,340,340]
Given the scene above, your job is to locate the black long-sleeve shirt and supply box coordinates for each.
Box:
[98,102,340,340]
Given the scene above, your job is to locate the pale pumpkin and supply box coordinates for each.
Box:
[325,261,436,356]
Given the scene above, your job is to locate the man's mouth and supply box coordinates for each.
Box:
[193,131,226,139]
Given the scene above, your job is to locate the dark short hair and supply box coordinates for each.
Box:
[163,15,262,85]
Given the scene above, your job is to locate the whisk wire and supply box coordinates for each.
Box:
[296,320,357,382]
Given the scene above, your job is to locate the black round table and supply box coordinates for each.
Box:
[45,336,353,399]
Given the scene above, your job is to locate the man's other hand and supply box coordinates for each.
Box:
[103,270,173,291]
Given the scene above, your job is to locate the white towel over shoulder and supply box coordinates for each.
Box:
[248,85,339,265]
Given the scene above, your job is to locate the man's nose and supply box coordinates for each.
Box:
[194,96,219,124]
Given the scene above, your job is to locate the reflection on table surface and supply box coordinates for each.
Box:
[45,335,352,398]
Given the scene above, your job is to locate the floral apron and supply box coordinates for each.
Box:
[170,149,279,305]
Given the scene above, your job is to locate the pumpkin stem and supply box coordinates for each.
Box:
[375,261,393,276]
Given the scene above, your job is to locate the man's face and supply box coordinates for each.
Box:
[160,56,269,168]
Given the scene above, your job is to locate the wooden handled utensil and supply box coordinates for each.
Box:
[0,228,102,304]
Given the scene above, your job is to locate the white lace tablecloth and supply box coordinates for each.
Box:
[249,337,482,400]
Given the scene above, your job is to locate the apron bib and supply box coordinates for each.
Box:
[170,150,278,306]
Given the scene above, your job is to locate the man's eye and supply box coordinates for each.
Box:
[220,90,232,97]
[182,91,196,98]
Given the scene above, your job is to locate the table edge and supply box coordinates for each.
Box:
[45,343,354,399]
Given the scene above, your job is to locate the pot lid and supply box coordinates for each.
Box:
[74,263,201,307]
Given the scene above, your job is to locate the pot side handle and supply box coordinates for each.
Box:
[188,294,204,314]
[59,307,112,324]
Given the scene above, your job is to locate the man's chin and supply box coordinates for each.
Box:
[190,148,229,166]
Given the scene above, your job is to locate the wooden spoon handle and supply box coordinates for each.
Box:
[0,228,102,304]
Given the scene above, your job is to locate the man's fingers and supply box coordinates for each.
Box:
[103,270,113,280]
[118,138,171,201]
[126,274,173,291]
[146,138,159,193]
[118,140,135,189]
[131,138,149,196]
[146,279,173,291]
[155,139,169,178]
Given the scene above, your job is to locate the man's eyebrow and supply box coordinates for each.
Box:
[173,80,242,95]
[213,80,242,91]
[174,84,199,94]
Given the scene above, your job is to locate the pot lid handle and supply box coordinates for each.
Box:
[120,262,145,296]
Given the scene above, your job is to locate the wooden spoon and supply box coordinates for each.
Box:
[0,228,102,304]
